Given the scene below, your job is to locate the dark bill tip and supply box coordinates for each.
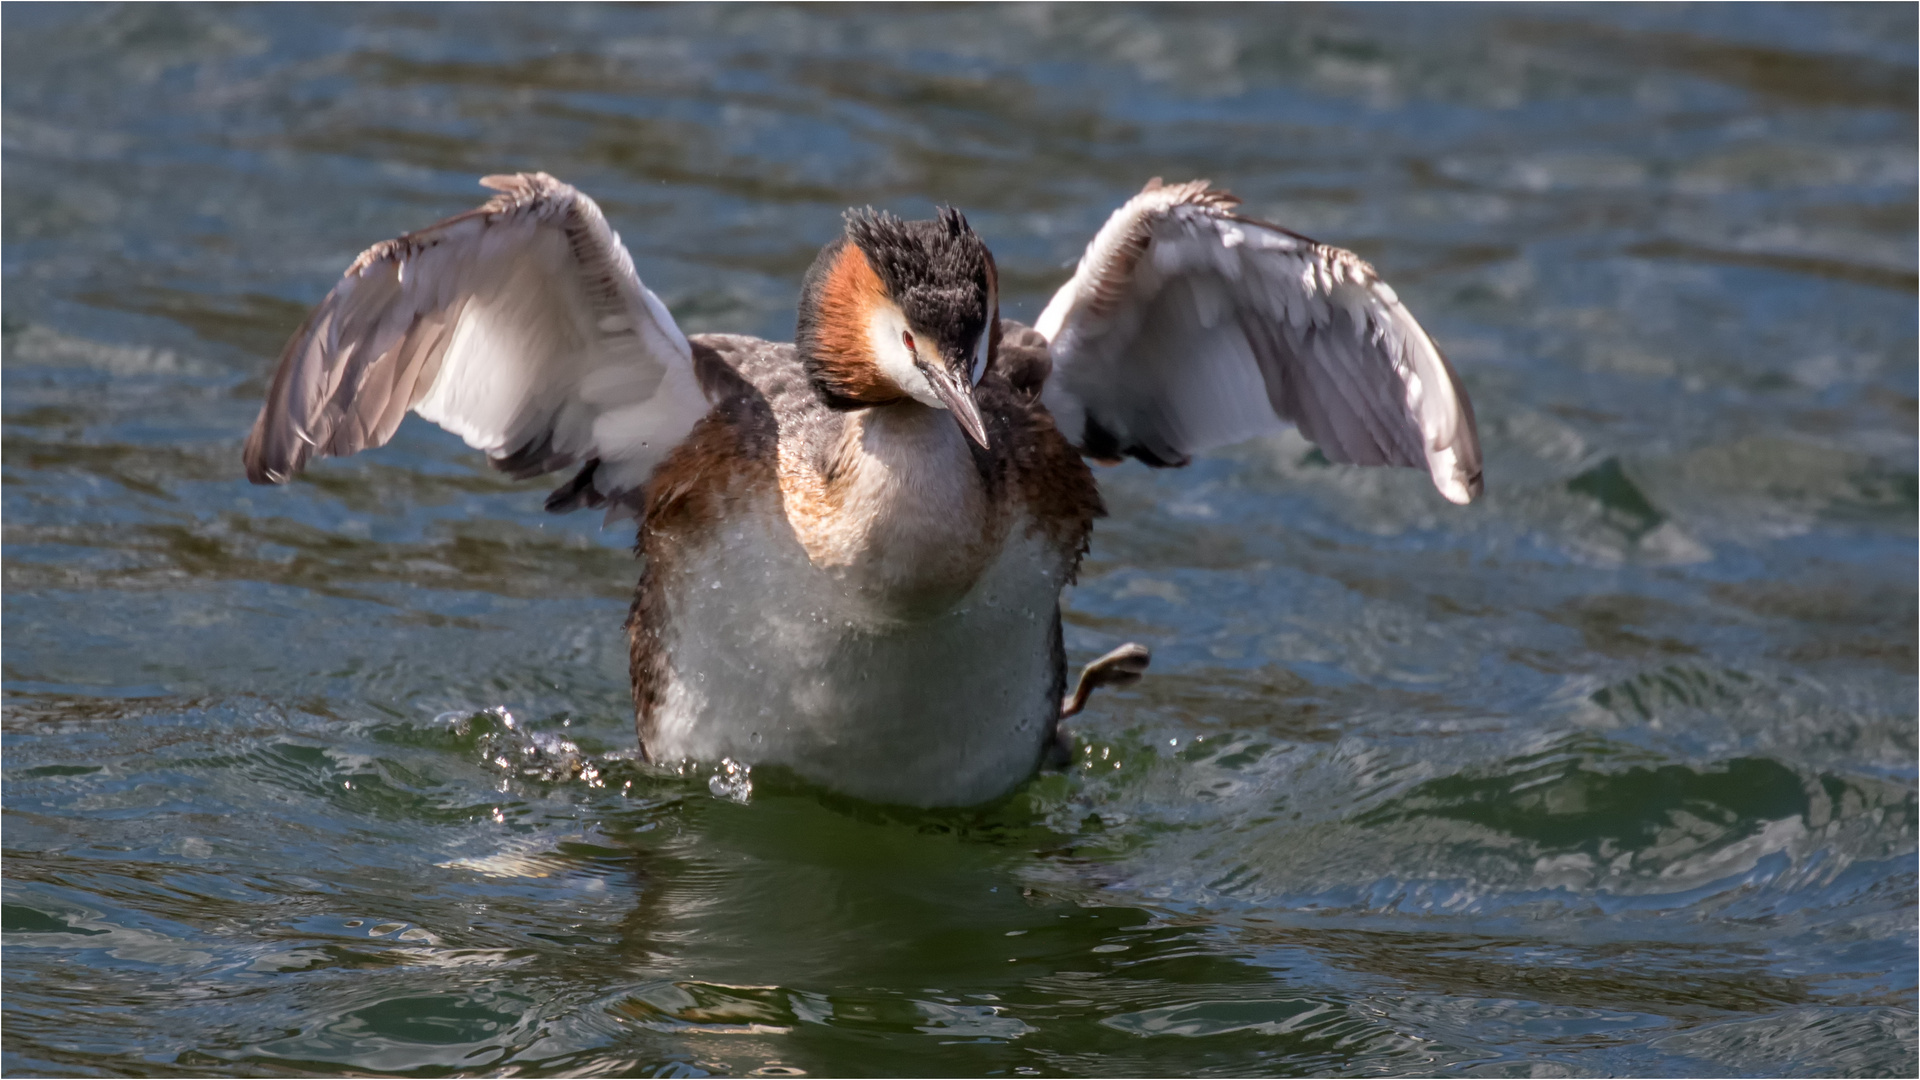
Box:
[921,362,989,449]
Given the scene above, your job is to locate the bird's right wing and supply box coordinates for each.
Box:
[243,172,709,517]
[1036,179,1481,504]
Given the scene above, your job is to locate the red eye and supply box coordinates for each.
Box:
[901,331,916,353]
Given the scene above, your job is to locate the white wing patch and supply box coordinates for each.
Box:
[244,173,710,518]
[1037,179,1482,503]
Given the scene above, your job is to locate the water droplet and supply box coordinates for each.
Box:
[709,758,753,803]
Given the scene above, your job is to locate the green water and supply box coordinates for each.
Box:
[4,4,1915,1076]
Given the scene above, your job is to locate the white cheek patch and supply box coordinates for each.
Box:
[865,301,943,409]
[971,326,989,385]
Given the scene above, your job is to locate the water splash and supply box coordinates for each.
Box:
[709,757,754,804]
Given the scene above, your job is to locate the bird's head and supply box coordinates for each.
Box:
[797,205,998,447]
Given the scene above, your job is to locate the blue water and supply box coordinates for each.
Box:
[4,4,1915,1076]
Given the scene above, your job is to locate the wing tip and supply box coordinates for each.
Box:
[1428,444,1484,505]
[241,407,299,485]
[1436,472,1481,505]
[241,445,301,486]
[243,457,287,485]
[242,426,311,485]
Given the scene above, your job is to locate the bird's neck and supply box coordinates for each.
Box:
[777,400,1004,617]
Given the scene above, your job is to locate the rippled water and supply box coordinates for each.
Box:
[4,4,1915,1076]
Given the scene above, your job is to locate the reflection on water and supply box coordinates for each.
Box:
[4,3,1915,1077]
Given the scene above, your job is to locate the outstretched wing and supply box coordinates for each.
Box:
[243,172,709,517]
[1035,179,1482,504]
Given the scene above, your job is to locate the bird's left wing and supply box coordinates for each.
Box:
[243,172,709,517]
[1036,179,1482,504]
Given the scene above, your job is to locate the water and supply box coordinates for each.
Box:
[3,3,1914,1075]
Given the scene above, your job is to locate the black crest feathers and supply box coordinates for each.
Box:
[843,205,992,349]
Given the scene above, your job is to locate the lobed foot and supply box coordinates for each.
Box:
[1047,642,1151,766]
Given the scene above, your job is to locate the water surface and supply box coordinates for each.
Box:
[4,3,1915,1076]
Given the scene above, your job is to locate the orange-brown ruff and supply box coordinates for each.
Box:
[805,243,906,405]
[241,173,1482,807]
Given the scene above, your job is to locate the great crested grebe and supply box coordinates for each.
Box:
[245,173,1481,807]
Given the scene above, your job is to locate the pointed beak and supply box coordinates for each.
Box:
[919,358,989,449]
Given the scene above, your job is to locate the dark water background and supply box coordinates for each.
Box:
[4,3,1915,1076]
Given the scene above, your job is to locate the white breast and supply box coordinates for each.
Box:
[646,510,1068,807]
[779,403,1003,618]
